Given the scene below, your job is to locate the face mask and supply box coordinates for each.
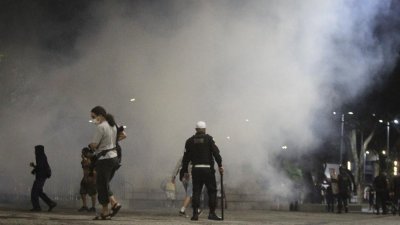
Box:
[92,117,100,125]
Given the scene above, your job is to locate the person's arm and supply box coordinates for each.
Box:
[171,157,182,183]
[89,125,103,150]
[210,136,223,174]
[181,141,190,174]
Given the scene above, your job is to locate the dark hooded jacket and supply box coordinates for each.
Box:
[31,145,51,179]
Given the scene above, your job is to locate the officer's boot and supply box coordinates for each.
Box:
[208,208,222,221]
[191,208,199,221]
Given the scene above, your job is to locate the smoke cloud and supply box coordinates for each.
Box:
[0,0,398,200]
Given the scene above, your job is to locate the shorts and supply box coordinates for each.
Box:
[182,179,193,197]
[80,178,97,196]
[166,191,176,200]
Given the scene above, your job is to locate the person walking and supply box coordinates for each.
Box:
[29,145,57,212]
[337,167,352,213]
[89,106,125,220]
[181,121,224,221]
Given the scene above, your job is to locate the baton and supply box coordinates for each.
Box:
[220,173,224,220]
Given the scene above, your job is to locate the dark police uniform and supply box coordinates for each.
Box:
[181,131,222,220]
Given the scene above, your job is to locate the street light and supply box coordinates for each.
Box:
[334,111,354,165]
[377,118,398,157]
[282,145,288,150]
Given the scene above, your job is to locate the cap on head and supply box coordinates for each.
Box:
[196,121,206,129]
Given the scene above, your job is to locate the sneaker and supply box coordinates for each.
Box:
[78,206,89,212]
[48,202,57,212]
[89,207,96,213]
[179,210,187,217]
[208,213,222,221]
[197,208,203,216]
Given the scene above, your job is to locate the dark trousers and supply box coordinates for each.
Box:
[326,195,334,212]
[375,191,388,213]
[337,193,349,212]
[31,178,53,209]
[96,157,119,205]
[192,168,217,214]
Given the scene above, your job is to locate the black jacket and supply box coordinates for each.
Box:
[181,132,222,173]
[31,145,51,179]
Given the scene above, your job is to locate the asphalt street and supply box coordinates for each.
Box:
[0,207,400,225]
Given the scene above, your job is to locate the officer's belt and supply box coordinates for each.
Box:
[194,164,211,168]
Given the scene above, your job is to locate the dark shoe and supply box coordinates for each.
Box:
[345,207,348,213]
[48,202,57,212]
[191,214,199,221]
[89,207,96,213]
[30,208,41,212]
[208,213,222,221]
[78,206,89,212]
[110,203,122,217]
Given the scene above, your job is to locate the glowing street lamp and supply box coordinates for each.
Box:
[282,145,288,150]
[382,150,386,155]
[130,98,136,102]
[333,111,355,165]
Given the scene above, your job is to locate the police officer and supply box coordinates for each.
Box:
[181,121,224,221]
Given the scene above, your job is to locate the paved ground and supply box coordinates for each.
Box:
[0,207,400,225]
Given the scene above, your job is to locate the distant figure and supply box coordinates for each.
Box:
[325,181,334,213]
[172,157,202,217]
[373,172,389,215]
[391,175,400,215]
[181,121,224,221]
[29,145,57,212]
[330,169,339,212]
[161,176,177,208]
[364,185,375,211]
[337,167,352,213]
[78,147,97,212]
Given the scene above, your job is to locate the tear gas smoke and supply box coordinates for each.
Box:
[0,0,398,201]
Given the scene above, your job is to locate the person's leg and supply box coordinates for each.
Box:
[382,192,388,214]
[191,169,204,220]
[95,160,112,216]
[86,181,97,211]
[376,192,381,214]
[31,179,41,210]
[81,194,88,207]
[35,178,56,211]
[344,194,348,213]
[337,194,343,213]
[91,195,97,208]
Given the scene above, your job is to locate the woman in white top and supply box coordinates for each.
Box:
[89,106,126,220]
